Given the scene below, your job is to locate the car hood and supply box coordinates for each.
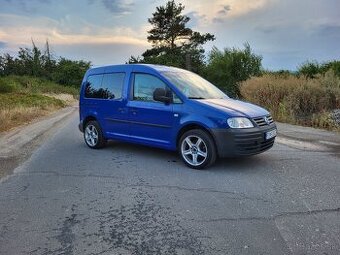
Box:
[199,98,269,118]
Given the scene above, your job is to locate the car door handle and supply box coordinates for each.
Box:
[118,107,126,113]
[129,109,138,114]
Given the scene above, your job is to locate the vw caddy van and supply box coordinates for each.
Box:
[79,64,276,169]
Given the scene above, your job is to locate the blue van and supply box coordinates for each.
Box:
[79,64,276,169]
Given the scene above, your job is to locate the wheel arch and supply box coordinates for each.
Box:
[176,123,217,150]
[83,116,97,130]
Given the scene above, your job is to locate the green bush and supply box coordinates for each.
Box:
[1,42,90,88]
[320,61,340,77]
[0,93,65,109]
[298,61,320,79]
[0,78,18,93]
[0,75,78,96]
[204,43,262,97]
[298,60,340,79]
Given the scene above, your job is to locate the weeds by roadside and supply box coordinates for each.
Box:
[0,75,79,96]
[240,70,340,130]
[0,94,66,132]
[0,76,77,132]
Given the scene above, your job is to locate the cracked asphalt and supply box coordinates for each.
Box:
[0,112,339,255]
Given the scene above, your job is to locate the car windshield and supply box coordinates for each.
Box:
[161,70,228,100]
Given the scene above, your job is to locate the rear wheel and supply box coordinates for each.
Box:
[84,121,106,149]
[179,129,216,169]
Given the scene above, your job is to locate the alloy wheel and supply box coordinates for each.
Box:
[181,135,208,167]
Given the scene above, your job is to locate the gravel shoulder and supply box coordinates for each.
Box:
[276,122,340,154]
[0,106,77,179]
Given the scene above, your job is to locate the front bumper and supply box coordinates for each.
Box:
[210,124,276,157]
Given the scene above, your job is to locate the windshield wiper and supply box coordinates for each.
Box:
[188,97,206,99]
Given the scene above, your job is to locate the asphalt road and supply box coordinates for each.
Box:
[0,112,339,255]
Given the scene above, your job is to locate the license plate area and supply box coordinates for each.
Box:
[265,129,277,140]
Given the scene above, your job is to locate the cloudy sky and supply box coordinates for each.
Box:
[0,0,339,70]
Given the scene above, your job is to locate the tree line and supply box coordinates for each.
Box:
[0,40,90,87]
[1,0,338,97]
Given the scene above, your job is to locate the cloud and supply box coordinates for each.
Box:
[0,41,7,49]
[213,5,232,23]
[315,24,340,38]
[54,42,147,64]
[257,26,276,34]
[88,0,134,15]
[186,11,206,28]
[0,12,149,64]
[2,0,52,13]
[181,0,271,26]
[0,13,149,55]
[217,5,231,15]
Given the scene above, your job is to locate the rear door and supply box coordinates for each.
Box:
[100,72,130,139]
[127,73,175,147]
[82,73,104,123]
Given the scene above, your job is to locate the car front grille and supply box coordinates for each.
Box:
[253,115,274,127]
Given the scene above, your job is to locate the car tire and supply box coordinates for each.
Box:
[179,129,217,169]
[84,120,106,149]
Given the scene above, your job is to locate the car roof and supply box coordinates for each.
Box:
[89,64,186,74]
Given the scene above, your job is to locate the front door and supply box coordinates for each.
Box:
[128,73,174,148]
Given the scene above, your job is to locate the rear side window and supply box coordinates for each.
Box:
[85,73,125,99]
[101,73,125,99]
[85,74,103,98]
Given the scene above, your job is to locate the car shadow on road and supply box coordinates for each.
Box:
[105,140,272,173]
[211,155,270,172]
[106,140,179,158]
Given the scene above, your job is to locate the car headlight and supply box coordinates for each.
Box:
[227,117,254,128]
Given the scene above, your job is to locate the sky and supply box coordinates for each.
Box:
[0,0,339,70]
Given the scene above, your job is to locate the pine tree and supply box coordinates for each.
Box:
[131,0,215,73]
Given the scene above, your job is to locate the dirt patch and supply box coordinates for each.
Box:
[0,106,62,132]
[43,93,78,105]
[0,93,77,132]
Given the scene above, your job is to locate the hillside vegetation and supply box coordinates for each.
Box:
[0,40,86,132]
[240,70,340,130]
[0,76,78,132]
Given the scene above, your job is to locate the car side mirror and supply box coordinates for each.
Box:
[153,87,172,104]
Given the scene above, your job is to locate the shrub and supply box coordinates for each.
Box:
[0,78,18,93]
[298,61,320,79]
[0,75,78,96]
[320,61,340,77]
[204,43,262,97]
[240,72,340,130]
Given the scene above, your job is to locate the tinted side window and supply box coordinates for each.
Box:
[133,73,168,102]
[85,74,104,98]
[102,73,125,99]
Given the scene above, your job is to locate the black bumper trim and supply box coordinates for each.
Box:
[210,124,276,157]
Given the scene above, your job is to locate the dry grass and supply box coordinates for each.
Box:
[0,93,66,132]
[240,71,340,130]
[0,75,78,132]
[0,105,63,132]
[43,93,78,106]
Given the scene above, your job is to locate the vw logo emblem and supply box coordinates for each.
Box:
[264,116,270,125]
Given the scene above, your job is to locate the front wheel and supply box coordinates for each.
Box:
[179,129,217,169]
[84,121,106,149]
